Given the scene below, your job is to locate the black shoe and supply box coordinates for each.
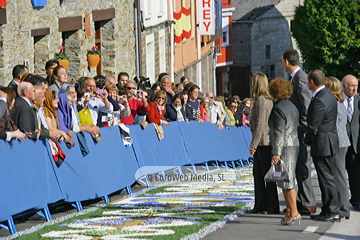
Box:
[315,214,341,222]
[310,212,325,220]
[340,215,350,220]
[245,208,266,214]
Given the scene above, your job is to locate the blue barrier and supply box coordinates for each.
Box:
[0,122,252,234]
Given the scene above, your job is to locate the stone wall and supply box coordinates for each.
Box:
[232,22,252,67]
[0,0,136,86]
[174,51,215,94]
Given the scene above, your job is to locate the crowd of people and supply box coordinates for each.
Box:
[0,61,251,152]
[247,49,359,226]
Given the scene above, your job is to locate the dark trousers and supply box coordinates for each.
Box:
[334,147,350,217]
[345,146,360,206]
[253,146,279,212]
[313,155,339,215]
[296,131,316,207]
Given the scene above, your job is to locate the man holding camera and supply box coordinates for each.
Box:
[83,78,112,127]
[121,81,150,125]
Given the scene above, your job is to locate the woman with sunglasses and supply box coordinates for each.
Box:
[147,90,170,125]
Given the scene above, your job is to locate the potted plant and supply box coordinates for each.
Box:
[0,0,6,7]
[31,0,47,7]
[54,46,69,69]
[87,45,102,68]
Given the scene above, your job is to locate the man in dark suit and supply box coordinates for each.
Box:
[282,50,316,215]
[8,65,28,96]
[11,82,39,141]
[304,70,340,221]
[341,74,360,211]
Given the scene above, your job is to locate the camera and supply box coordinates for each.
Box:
[135,90,141,95]
[117,96,123,101]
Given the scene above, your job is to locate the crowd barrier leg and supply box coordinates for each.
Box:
[210,161,220,169]
[0,218,16,235]
[102,195,110,204]
[71,201,83,212]
[43,206,52,221]
[125,186,132,195]
[235,159,244,168]
[173,166,183,176]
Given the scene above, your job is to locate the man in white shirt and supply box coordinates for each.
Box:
[206,92,225,130]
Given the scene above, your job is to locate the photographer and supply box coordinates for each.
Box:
[121,81,150,125]
[83,78,112,127]
[105,84,130,126]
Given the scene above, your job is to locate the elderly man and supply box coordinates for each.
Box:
[11,82,39,141]
[341,75,360,212]
[105,75,116,86]
[0,90,7,118]
[117,72,129,95]
[161,75,175,105]
[83,78,112,127]
[121,81,150,125]
[8,65,28,95]
[206,92,226,130]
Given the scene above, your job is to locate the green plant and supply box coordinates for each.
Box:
[87,45,103,55]
[54,46,70,60]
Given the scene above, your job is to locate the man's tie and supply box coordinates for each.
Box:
[347,98,353,122]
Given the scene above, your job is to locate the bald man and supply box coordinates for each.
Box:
[11,82,39,141]
[342,75,360,213]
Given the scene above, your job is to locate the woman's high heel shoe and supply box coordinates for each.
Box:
[280,213,301,226]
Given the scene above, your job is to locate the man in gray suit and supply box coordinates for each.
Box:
[282,50,316,215]
[342,75,360,211]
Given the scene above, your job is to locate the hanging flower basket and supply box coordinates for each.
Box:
[31,0,47,7]
[0,0,6,7]
[58,60,69,69]
[87,55,100,68]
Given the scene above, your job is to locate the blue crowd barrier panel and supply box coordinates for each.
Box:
[0,122,252,235]
[0,139,57,223]
[46,127,139,203]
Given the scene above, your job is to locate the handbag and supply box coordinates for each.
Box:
[264,160,290,182]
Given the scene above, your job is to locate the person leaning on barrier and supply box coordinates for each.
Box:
[187,85,204,123]
[11,82,40,141]
[206,92,226,130]
[147,90,170,126]
[42,90,69,142]
[121,81,150,125]
[214,95,232,128]
[0,87,26,141]
[59,84,100,138]
[105,84,130,126]
[268,77,300,225]
[165,92,193,123]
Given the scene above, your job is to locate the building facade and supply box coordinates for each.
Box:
[139,0,169,83]
[230,0,303,99]
[215,0,234,95]
[0,0,136,86]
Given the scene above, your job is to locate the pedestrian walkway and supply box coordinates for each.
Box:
[204,176,360,240]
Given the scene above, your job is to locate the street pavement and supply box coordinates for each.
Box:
[204,177,360,240]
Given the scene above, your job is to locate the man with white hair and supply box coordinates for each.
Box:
[11,82,39,141]
[341,74,360,212]
[105,75,116,86]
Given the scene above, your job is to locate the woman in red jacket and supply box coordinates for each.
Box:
[147,90,170,126]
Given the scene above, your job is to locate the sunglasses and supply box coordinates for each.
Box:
[126,87,136,90]
[158,97,166,100]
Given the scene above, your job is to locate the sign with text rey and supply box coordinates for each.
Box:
[198,0,215,35]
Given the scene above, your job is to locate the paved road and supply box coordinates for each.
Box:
[204,177,360,240]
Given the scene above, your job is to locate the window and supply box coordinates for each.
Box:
[222,17,229,46]
[146,34,155,83]
[261,64,275,80]
[266,45,270,59]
